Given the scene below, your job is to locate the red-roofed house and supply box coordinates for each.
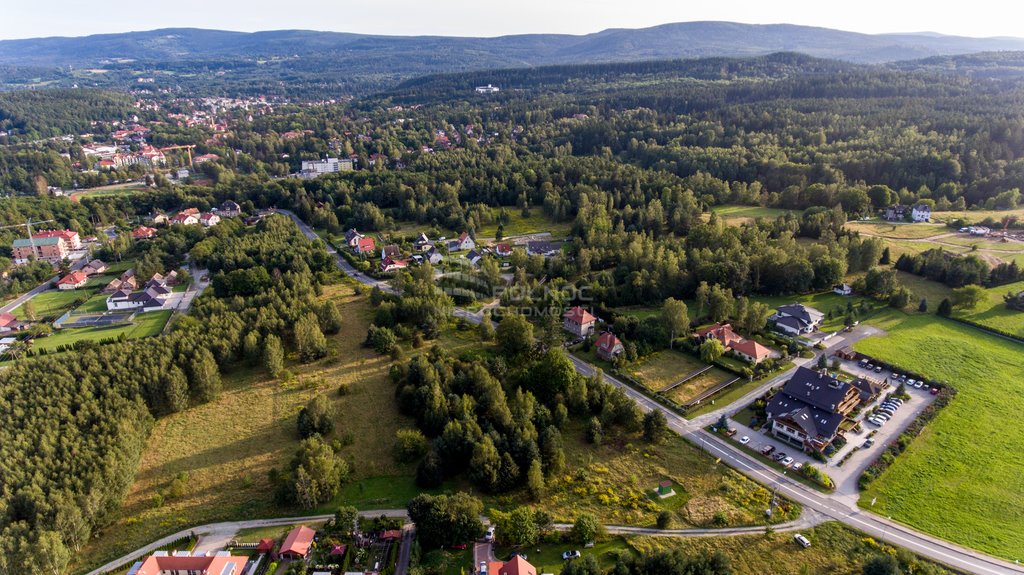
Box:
[380,256,408,273]
[495,243,512,257]
[595,331,624,361]
[380,529,402,540]
[279,525,316,559]
[130,554,247,575]
[355,236,376,256]
[694,322,773,364]
[563,306,597,337]
[133,226,158,240]
[0,313,28,333]
[199,212,221,227]
[57,271,89,290]
[488,555,538,575]
[172,212,200,225]
[256,538,275,554]
[193,153,220,165]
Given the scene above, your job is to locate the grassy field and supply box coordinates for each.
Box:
[538,421,800,529]
[939,235,1024,252]
[711,205,801,226]
[629,521,957,575]
[74,284,411,573]
[931,207,1024,224]
[68,182,149,201]
[14,289,88,319]
[844,220,947,239]
[496,537,632,574]
[892,272,953,312]
[954,279,1024,337]
[751,291,887,332]
[31,310,172,352]
[685,362,793,418]
[390,208,573,242]
[625,350,710,391]
[854,314,1024,560]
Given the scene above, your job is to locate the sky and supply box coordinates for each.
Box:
[4,0,1024,41]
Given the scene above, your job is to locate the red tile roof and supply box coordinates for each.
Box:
[695,323,742,347]
[595,331,622,353]
[493,555,537,575]
[133,226,158,239]
[0,313,17,327]
[135,555,246,575]
[57,271,88,286]
[563,306,596,325]
[280,525,316,557]
[380,529,402,540]
[356,237,376,252]
[730,338,772,361]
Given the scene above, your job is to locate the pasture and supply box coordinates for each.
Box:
[711,205,800,226]
[854,314,1024,560]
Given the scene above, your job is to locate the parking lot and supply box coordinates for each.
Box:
[724,356,938,496]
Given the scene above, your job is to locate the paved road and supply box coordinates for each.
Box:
[277,211,1024,575]
[0,256,90,315]
[395,525,415,575]
[569,355,1024,575]
[84,510,408,575]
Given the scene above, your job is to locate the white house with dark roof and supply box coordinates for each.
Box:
[911,204,932,222]
[771,304,824,336]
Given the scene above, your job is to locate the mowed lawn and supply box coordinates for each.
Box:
[625,350,709,391]
[844,220,946,239]
[854,314,1024,560]
[30,310,172,352]
[711,205,801,226]
[75,285,412,574]
[13,289,88,319]
[954,279,1024,337]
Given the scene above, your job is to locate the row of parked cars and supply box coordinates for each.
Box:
[758,444,803,469]
[866,396,904,427]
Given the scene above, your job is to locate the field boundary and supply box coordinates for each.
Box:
[946,315,1024,345]
[659,365,713,394]
[685,376,740,408]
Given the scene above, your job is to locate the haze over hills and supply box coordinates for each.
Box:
[3,21,1024,69]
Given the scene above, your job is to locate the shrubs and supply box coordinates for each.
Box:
[365,325,398,355]
[393,429,430,463]
[297,395,336,439]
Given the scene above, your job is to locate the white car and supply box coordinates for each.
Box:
[868,417,885,426]
[794,534,811,548]
[739,436,751,445]
[562,550,581,560]
[485,526,495,541]
[480,561,488,575]
[781,456,795,467]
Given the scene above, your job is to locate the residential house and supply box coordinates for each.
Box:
[129,553,247,575]
[912,204,932,222]
[771,304,824,336]
[355,236,376,256]
[171,211,200,225]
[563,306,597,337]
[57,271,89,290]
[0,313,29,333]
[82,259,109,275]
[380,256,408,273]
[693,323,772,364]
[199,212,220,227]
[133,226,158,240]
[448,232,475,252]
[486,554,536,575]
[193,153,219,165]
[381,244,402,261]
[883,205,908,222]
[151,212,170,226]
[426,246,443,265]
[11,237,66,264]
[832,284,852,296]
[526,240,560,257]
[465,249,482,266]
[475,84,501,94]
[279,525,316,559]
[595,331,625,361]
[106,286,169,311]
[345,228,364,248]
[764,366,861,453]
[495,243,512,257]
[219,200,242,217]
[851,377,884,403]
[413,233,434,252]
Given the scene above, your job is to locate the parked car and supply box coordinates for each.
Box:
[906,378,916,386]
[859,358,869,366]
[739,435,750,445]
[724,428,738,437]
[480,561,489,575]
[794,534,812,548]
[863,438,875,448]
[774,452,788,462]
[874,412,892,421]
[874,366,884,373]
[866,363,874,370]
[562,550,582,560]
[881,402,899,410]
[781,456,795,467]
[508,552,528,560]
[868,417,885,426]
[792,462,804,471]
[916,380,926,389]
[451,543,467,550]
[930,387,940,395]
[761,445,776,456]
[485,526,495,541]
[887,398,903,405]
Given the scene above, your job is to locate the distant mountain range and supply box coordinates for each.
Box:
[3,21,1024,70]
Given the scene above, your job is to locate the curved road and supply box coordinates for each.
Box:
[281,210,1022,575]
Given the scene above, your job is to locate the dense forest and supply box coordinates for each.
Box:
[0,216,336,573]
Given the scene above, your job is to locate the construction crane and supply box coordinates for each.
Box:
[0,218,57,263]
[160,145,196,165]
